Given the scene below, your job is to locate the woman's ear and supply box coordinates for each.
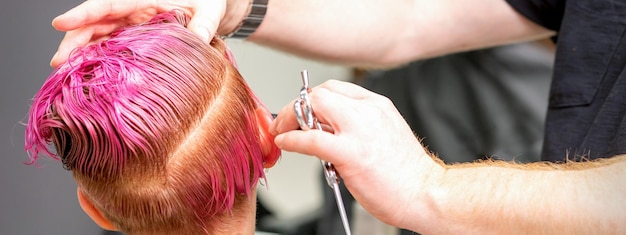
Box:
[76,187,118,231]
[255,107,281,168]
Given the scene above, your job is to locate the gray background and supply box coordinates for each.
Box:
[0,0,102,234]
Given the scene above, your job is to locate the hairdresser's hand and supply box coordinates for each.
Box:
[270,80,445,229]
[50,0,249,67]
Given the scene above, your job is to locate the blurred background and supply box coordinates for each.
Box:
[0,0,349,234]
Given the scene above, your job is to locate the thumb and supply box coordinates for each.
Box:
[188,1,226,41]
[274,130,354,166]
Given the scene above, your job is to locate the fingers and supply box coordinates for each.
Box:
[50,28,92,67]
[268,97,299,135]
[54,0,105,30]
[50,0,155,67]
[274,126,360,169]
[53,0,225,40]
[317,79,374,100]
[49,0,228,66]
[270,81,379,165]
[304,87,362,133]
[274,130,342,161]
[270,87,351,135]
[188,0,226,41]
[52,0,147,31]
[51,1,88,31]
[50,22,121,67]
[270,80,375,135]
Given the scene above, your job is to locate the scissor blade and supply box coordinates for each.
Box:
[332,182,352,235]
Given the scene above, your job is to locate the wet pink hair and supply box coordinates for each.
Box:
[24,10,279,234]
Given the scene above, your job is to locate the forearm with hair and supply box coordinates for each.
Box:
[413,155,626,234]
[247,0,554,68]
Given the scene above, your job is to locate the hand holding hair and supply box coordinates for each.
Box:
[50,0,252,68]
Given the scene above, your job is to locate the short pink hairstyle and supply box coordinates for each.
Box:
[25,10,279,234]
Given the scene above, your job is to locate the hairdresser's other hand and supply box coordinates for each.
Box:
[270,80,445,229]
[50,0,249,67]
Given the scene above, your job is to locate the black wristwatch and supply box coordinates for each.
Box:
[228,0,269,39]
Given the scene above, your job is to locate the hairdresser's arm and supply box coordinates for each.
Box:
[50,0,554,67]
[429,157,626,234]
[269,80,626,234]
[251,0,554,67]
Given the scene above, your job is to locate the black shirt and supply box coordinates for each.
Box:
[506,0,626,161]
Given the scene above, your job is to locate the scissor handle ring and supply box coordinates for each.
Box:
[295,96,317,130]
[294,99,311,130]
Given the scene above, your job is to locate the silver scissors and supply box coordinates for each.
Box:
[294,70,352,235]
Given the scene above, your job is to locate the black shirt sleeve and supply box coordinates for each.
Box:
[505,0,566,31]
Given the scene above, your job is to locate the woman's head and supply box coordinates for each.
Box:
[25,10,280,234]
